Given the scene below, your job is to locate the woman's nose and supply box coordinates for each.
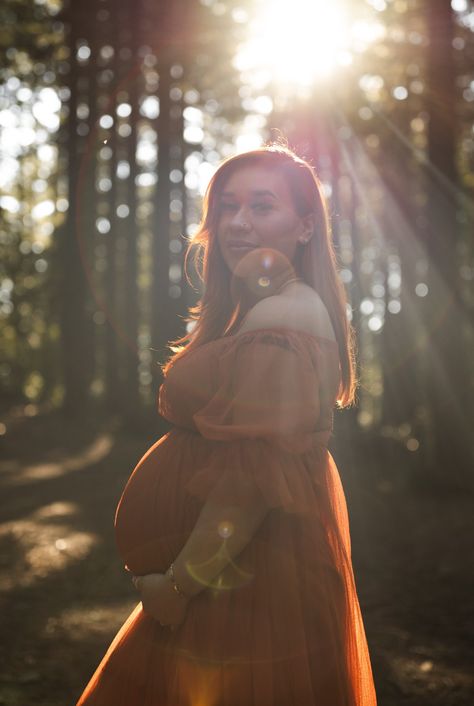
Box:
[230,209,251,232]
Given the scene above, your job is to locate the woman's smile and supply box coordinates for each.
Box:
[227,240,257,253]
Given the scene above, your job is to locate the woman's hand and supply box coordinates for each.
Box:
[132,573,189,629]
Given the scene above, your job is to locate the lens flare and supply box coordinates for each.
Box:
[218,520,234,538]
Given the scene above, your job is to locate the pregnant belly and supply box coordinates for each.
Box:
[114,428,209,576]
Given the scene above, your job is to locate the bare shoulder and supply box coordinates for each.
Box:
[238,282,336,341]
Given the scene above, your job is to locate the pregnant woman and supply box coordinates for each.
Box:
[77,144,377,705]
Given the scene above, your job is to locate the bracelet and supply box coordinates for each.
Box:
[166,563,191,600]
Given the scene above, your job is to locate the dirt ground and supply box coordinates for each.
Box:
[0,408,473,706]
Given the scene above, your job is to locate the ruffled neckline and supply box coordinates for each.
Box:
[166,327,338,370]
[223,327,338,347]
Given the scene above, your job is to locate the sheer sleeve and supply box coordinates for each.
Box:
[186,330,336,513]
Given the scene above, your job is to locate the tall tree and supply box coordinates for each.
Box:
[0,0,67,410]
[60,1,96,416]
[423,0,474,485]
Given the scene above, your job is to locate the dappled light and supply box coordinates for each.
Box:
[387,653,473,695]
[44,601,136,643]
[0,513,98,590]
[2,433,114,486]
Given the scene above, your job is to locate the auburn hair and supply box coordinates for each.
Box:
[162,144,356,407]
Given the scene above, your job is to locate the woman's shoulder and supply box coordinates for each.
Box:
[237,282,336,342]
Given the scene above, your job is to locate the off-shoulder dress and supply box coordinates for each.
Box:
[77,328,377,706]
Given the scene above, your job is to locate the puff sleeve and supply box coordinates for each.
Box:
[186,330,336,513]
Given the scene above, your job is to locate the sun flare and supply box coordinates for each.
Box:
[234,0,384,90]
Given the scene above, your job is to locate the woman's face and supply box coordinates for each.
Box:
[215,164,313,273]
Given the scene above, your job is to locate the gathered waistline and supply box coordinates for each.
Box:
[169,425,332,448]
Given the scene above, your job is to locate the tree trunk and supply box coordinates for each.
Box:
[60,1,94,417]
[424,0,474,486]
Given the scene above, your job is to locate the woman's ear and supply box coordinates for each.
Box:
[299,214,315,243]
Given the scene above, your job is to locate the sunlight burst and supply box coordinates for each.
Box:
[235,0,384,90]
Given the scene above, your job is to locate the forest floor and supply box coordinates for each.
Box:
[0,407,473,706]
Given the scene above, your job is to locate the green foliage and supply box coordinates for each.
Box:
[0,0,65,409]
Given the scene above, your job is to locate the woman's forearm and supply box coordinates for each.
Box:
[172,490,269,598]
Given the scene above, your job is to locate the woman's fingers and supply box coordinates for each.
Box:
[130,573,185,629]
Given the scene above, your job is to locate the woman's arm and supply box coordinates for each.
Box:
[134,491,268,626]
[172,488,269,597]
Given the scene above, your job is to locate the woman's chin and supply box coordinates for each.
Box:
[222,247,256,272]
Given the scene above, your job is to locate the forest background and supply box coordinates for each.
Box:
[0,0,473,704]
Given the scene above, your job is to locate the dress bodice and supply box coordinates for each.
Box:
[158,328,341,448]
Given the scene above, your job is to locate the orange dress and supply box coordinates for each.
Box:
[77,328,377,706]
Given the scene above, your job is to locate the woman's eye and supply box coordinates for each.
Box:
[220,203,238,212]
[252,203,272,212]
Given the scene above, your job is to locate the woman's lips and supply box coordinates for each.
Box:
[227,242,257,253]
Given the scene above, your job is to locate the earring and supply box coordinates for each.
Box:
[299,236,311,244]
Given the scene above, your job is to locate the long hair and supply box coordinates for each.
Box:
[163,144,356,406]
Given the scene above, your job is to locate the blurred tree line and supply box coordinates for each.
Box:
[0,0,473,485]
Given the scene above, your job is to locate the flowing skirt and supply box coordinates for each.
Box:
[77,428,377,706]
